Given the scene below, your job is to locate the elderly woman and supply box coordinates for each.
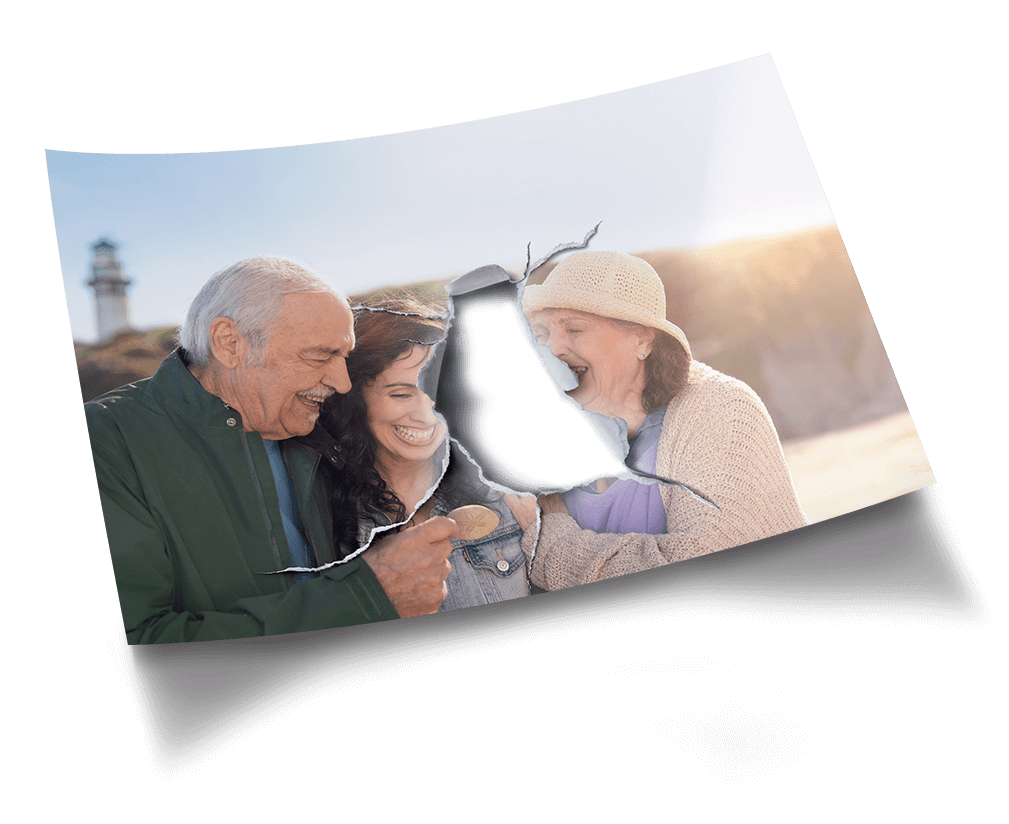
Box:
[320,299,529,612]
[515,250,808,590]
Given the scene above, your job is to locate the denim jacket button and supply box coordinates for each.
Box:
[496,559,510,572]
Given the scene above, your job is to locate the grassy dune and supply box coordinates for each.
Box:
[782,411,934,524]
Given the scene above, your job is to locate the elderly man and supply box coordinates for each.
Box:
[86,257,458,643]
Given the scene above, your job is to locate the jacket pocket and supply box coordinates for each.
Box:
[458,526,525,578]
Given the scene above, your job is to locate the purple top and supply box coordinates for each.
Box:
[562,407,668,534]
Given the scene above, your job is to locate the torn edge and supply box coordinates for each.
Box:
[434,234,719,507]
[523,221,602,280]
[350,303,449,321]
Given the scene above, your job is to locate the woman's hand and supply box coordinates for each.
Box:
[537,493,570,517]
[503,493,538,531]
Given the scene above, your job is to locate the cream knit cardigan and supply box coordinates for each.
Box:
[525,361,809,590]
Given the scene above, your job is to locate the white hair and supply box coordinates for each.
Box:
[179,257,341,367]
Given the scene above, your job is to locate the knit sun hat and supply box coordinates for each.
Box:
[522,251,691,359]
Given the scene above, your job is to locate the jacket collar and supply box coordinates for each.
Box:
[294,421,343,467]
[148,348,241,430]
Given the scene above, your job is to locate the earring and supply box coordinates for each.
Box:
[639,353,647,360]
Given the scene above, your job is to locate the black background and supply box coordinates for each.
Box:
[59,52,980,790]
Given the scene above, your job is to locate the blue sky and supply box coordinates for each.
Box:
[48,55,833,343]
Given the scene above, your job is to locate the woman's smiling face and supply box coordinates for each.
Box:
[530,308,654,417]
[362,345,446,469]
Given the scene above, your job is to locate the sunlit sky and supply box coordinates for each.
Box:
[48,55,833,343]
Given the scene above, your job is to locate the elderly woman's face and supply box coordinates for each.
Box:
[530,309,653,416]
[362,345,446,468]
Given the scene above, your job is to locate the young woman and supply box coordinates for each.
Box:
[320,298,529,612]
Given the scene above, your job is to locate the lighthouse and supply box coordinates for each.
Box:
[86,238,133,341]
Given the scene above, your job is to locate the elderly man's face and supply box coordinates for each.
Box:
[229,292,355,440]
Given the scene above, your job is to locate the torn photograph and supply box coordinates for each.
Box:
[48,55,934,643]
[53,56,984,778]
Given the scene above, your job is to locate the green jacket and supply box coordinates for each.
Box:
[85,350,399,643]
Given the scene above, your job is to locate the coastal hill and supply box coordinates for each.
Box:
[75,225,907,440]
[76,326,179,403]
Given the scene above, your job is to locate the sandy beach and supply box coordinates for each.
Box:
[782,410,935,524]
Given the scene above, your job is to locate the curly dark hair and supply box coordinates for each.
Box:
[319,298,446,548]
[610,319,692,413]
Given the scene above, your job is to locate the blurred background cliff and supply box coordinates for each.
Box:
[75,225,933,523]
